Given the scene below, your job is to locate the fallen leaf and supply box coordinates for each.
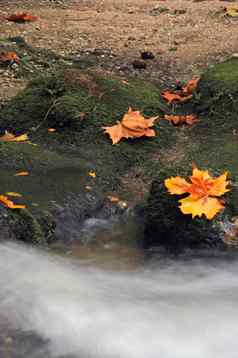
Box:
[0,131,28,142]
[107,195,120,203]
[88,171,96,178]
[5,13,38,22]
[5,192,22,197]
[103,107,158,144]
[0,52,20,64]
[161,90,192,104]
[14,171,29,177]
[164,114,198,126]
[165,167,230,219]
[165,176,191,195]
[0,195,25,209]
[161,78,199,104]
[179,196,224,220]
[182,78,200,95]
[48,128,56,133]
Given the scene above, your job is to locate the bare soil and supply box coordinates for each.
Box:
[0,0,238,101]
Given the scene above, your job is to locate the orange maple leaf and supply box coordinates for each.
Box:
[5,13,38,22]
[165,167,230,219]
[164,114,198,126]
[0,131,28,142]
[161,91,192,104]
[182,78,200,95]
[0,52,20,64]
[161,78,199,104]
[103,107,158,144]
[0,195,25,209]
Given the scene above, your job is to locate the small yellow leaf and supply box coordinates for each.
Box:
[0,195,26,209]
[5,192,22,197]
[0,131,28,142]
[48,128,56,133]
[14,171,29,177]
[88,171,96,178]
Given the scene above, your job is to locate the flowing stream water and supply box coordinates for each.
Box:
[0,241,238,358]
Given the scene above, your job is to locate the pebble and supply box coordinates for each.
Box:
[141,51,155,60]
[132,60,147,70]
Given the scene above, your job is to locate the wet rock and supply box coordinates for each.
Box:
[50,192,128,244]
[144,179,225,253]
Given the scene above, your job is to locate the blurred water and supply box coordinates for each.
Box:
[0,241,238,358]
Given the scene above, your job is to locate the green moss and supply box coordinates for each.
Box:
[196,58,238,115]
[0,68,170,192]
[202,59,238,83]
[0,142,83,170]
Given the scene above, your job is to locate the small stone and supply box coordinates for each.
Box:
[141,51,155,60]
[132,60,147,70]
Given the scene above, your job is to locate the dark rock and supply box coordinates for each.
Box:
[132,60,147,70]
[143,179,226,254]
[141,51,155,60]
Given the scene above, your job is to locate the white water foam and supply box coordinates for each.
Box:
[0,241,238,358]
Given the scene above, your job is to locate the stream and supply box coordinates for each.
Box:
[0,241,238,358]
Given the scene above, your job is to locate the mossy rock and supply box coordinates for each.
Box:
[0,205,56,245]
[0,69,167,132]
[0,67,170,194]
[196,58,238,115]
[0,142,87,170]
[7,209,46,245]
[144,60,238,253]
[144,177,226,253]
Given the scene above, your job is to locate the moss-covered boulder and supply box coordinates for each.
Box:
[196,58,238,115]
[0,68,169,195]
[0,68,169,244]
[0,206,55,245]
[144,59,238,253]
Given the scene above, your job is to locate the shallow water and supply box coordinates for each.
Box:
[0,242,238,358]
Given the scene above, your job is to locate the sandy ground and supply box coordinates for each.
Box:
[0,0,238,100]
